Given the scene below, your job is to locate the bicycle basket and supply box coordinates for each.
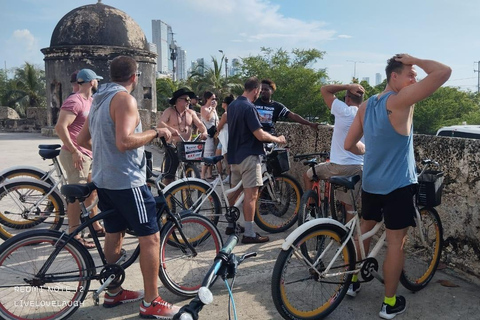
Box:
[266,148,290,176]
[177,141,205,162]
[417,170,444,207]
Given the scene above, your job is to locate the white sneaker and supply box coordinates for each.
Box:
[222,175,230,184]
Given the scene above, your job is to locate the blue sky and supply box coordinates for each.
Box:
[1,0,479,91]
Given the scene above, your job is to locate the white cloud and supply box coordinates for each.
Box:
[338,35,352,39]
[5,29,43,69]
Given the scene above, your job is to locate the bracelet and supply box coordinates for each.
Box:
[152,127,159,138]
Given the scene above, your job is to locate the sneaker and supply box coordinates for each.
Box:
[241,232,269,244]
[346,282,361,297]
[379,295,406,319]
[222,175,230,184]
[103,289,144,308]
[139,296,180,319]
[225,224,245,235]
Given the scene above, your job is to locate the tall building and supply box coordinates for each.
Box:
[151,20,169,74]
[176,47,187,81]
[375,73,382,85]
[230,58,241,76]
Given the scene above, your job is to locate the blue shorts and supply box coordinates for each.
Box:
[97,185,159,236]
[361,184,417,230]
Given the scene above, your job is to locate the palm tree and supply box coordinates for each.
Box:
[5,63,46,117]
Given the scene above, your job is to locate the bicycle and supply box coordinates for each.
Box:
[0,181,223,320]
[173,235,256,320]
[164,150,303,233]
[0,144,105,240]
[271,160,444,320]
[161,135,205,181]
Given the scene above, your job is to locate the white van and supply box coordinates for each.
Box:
[436,125,480,139]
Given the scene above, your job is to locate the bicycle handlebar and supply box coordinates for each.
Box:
[293,152,330,162]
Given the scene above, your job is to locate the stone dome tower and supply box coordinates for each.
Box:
[41,1,156,128]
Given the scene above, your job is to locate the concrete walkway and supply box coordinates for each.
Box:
[1,132,480,320]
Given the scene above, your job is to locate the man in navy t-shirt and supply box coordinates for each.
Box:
[227,77,286,244]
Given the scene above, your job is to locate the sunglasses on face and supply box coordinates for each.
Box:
[179,97,191,103]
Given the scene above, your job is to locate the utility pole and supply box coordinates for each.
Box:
[218,50,228,79]
[474,61,480,94]
[169,32,177,81]
[347,60,364,81]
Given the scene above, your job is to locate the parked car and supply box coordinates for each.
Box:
[436,125,480,139]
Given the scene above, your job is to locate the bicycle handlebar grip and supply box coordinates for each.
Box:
[220,235,239,255]
[160,137,168,147]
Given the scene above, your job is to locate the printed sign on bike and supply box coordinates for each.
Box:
[178,142,205,162]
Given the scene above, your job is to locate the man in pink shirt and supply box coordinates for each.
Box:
[55,68,104,249]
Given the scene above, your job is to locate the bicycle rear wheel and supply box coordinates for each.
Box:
[0,230,93,320]
[400,207,443,291]
[255,174,302,233]
[164,180,221,225]
[271,224,355,320]
[159,214,223,297]
[0,179,65,240]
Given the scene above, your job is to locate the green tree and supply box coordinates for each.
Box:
[156,77,180,111]
[240,47,329,123]
[5,63,46,117]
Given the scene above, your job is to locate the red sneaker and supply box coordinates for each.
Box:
[139,297,181,319]
[103,289,144,308]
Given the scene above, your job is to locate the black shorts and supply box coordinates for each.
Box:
[164,147,180,180]
[361,184,417,230]
[97,185,159,236]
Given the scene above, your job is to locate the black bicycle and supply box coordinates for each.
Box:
[0,182,223,320]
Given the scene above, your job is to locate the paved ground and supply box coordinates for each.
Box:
[1,132,480,320]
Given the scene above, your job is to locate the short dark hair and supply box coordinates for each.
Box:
[261,79,276,91]
[385,55,405,83]
[223,94,235,105]
[244,77,260,92]
[346,91,364,105]
[110,56,137,82]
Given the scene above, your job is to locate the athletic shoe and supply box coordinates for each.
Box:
[346,281,361,297]
[139,296,180,319]
[379,295,406,319]
[222,175,230,184]
[103,289,144,308]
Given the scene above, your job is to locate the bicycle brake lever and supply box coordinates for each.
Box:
[239,252,257,263]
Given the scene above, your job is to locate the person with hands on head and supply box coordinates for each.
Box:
[344,53,451,319]
[77,56,180,319]
[55,68,104,249]
[158,88,208,185]
[227,77,286,243]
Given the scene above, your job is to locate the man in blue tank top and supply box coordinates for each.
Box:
[345,54,451,319]
[78,56,181,318]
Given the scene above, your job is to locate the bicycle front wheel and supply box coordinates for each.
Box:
[400,207,443,291]
[0,230,93,320]
[271,224,356,320]
[159,214,223,297]
[298,190,322,227]
[255,174,303,233]
[181,163,201,179]
[0,179,65,240]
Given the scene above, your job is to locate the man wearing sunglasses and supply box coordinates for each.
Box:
[158,88,208,185]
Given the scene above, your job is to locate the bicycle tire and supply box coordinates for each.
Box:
[400,207,443,291]
[0,167,56,186]
[0,179,65,240]
[159,213,223,297]
[0,230,93,320]
[271,224,356,320]
[329,187,347,224]
[298,190,322,227]
[181,163,201,179]
[255,173,303,233]
[164,180,221,226]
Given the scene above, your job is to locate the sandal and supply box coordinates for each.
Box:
[87,228,106,238]
[74,236,96,250]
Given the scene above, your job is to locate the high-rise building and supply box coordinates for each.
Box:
[176,47,187,81]
[230,58,241,76]
[151,20,169,74]
[375,73,382,85]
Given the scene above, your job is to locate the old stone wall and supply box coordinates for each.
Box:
[0,107,47,132]
[276,122,480,278]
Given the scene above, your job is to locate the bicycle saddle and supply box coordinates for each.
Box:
[329,175,361,190]
[202,155,224,165]
[61,182,97,203]
[38,144,61,150]
[39,148,61,159]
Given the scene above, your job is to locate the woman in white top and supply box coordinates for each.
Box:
[200,91,219,180]
[215,94,235,183]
